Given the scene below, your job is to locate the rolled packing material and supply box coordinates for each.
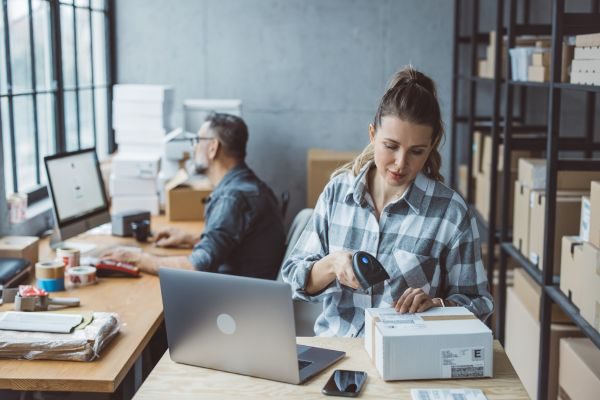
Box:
[35,260,65,279]
[65,266,97,287]
[37,277,65,292]
[57,247,80,269]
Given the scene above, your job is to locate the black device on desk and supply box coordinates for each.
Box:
[352,251,390,290]
[322,370,368,397]
[0,258,31,288]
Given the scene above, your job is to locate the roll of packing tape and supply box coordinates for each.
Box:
[37,277,65,292]
[35,260,66,279]
[65,266,97,287]
[57,247,80,269]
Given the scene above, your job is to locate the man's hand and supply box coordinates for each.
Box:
[100,247,159,275]
[394,287,443,314]
[154,227,196,248]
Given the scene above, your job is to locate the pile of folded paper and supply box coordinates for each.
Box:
[0,312,120,361]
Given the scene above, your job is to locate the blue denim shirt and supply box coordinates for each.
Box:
[188,162,285,280]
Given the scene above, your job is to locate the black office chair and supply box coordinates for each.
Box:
[277,208,323,336]
[280,191,290,218]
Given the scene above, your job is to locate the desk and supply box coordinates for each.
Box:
[0,216,203,396]
[133,337,528,399]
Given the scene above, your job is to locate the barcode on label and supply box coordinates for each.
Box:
[451,366,484,378]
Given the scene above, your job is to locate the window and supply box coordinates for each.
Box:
[0,0,112,204]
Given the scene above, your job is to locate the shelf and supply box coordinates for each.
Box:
[509,80,600,92]
[508,80,549,88]
[500,242,560,286]
[546,286,600,348]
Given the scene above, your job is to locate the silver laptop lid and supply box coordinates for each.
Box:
[159,268,301,384]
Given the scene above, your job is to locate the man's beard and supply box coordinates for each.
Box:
[194,153,210,175]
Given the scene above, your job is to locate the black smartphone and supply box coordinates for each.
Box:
[321,369,368,397]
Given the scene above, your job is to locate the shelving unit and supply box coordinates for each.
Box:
[451,1,600,399]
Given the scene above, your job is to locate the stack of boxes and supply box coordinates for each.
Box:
[110,85,174,215]
[527,42,551,82]
[571,32,600,86]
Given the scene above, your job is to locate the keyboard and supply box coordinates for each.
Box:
[298,359,312,371]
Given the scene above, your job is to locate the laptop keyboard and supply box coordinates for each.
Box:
[298,359,312,371]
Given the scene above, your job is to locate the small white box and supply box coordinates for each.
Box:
[581,196,591,242]
[113,84,174,103]
[115,128,168,145]
[111,195,160,216]
[109,174,158,197]
[112,153,161,179]
[364,307,493,381]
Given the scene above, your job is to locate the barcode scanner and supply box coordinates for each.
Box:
[352,251,390,290]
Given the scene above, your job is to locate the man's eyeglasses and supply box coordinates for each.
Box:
[190,136,216,145]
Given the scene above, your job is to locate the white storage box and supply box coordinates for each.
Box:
[112,153,161,179]
[111,195,160,216]
[109,174,158,197]
[364,307,493,381]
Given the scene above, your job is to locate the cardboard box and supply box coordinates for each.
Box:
[109,175,158,197]
[513,267,570,323]
[0,236,39,265]
[518,158,600,190]
[474,170,516,227]
[364,307,492,381]
[505,287,583,400]
[457,164,473,199]
[307,149,358,208]
[481,135,532,174]
[580,196,591,241]
[512,181,543,257]
[111,195,160,216]
[112,153,161,179]
[559,338,600,400]
[528,191,585,274]
[590,181,600,248]
[560,236,582,304]
[578,242,600,331]
[528,65,549,82]
[532,51,551,66]
[166,170,212,221]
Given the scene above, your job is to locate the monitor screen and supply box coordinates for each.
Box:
[45,148,108,226]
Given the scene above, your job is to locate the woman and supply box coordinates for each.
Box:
[281,66,493,337]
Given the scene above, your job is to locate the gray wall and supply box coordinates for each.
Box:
[116,0,453,224]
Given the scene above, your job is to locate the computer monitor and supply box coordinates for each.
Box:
[44,148,110,249]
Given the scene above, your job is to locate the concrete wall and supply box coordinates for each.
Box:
[115,0,454,224]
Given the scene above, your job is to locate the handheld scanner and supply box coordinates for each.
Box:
[352,251,390,290]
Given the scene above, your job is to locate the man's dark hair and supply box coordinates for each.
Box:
[205,112,248,160]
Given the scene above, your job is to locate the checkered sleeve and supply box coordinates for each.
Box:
[444,211,494,321]
[280,185,339,303]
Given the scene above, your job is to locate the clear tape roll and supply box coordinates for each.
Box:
[35,260,66,279]
[65,266,97,287]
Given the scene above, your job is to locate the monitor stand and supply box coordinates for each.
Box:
[49,229,97,254]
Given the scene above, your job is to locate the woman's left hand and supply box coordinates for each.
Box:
[394,287,442,314]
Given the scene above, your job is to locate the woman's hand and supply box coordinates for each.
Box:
[394,287,443,314]
[328,251,360,290]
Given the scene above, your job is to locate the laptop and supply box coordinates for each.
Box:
[159,268,345,384]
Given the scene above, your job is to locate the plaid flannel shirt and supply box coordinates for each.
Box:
[281,162,493,337]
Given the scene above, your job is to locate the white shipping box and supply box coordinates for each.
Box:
[112,112,173,132]
[113,84,174,103]
[109,174,158,197]
[112,99,174,118]
[111,195,160,216]
[364,307,493,381]
[115,128,168,145]
[581,196,591,241]
[112,153,161,179]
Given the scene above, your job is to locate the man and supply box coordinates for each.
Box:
[103,113,286,280]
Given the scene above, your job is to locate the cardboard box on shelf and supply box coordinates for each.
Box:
[505,287,583,400]
[364,307,492,381]
[474,170,517,227]
[457,164,473,199]
[528,191,586,274]
[532,51,551,66]
[580,196,591,241]
[480,135,532,174]
[518,158,600,190]
[590,181,600,248]
[528,65,549,82]
[307,149,359,208]
[559,338,600,400]
[0,236,39,266]
[472,131,484,174]
[560,236,582,305]
[165,170,212,222]
[512,181,543,257]
[513,267,570,323]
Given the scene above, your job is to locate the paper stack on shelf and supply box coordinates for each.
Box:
[111,84,175,214]
[571,32,600,86]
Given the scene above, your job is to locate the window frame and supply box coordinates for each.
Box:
[0,0,115,207]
